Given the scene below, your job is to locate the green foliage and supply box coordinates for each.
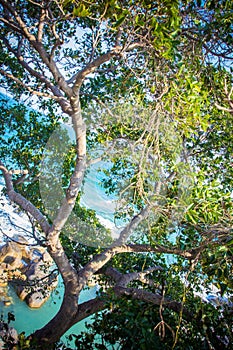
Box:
[0,95,60,211]
[183,179,232,225]
[75,295,233,349]
[0,0,233,348]
[0,95,59,172]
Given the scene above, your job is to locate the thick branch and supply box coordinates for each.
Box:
[72,48,122,91]
[114,286,193,322]
[104,266,163,287]
[0,163,50,234]
[0,0,72,97]
[72,285,194,327]
[0,68,69,103]
[37,7,46,42]
[47,100,86,249]
[72,297,106,324]
[47,155,86,249]
[71,41,146,91]
[78,243,198,288]
[113,205,153,246]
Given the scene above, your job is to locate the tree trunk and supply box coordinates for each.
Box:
[31,104,87,344]
[32,287,80,344]
[31,241,81,344]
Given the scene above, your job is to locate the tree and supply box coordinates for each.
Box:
[0,0,232,348]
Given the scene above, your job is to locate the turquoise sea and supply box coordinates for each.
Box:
[1,278,98,345]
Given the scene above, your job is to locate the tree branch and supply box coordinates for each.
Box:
[104,266,163,287]
[0,36,72,113]
[73,297,106,324]
[47,100,87,249]
[73,283,193,326]
[215,102,233,114]
[0,163,50,234]
[0,68,69,104]
[78,243,198,289]
[71,282,194,328]
[215,79,233,113]
[0,0,72,97]
[37,8,46,42]
[0,16,22,34]
[113,286,193,322]
[70,40,147,90]
[113,206,154,246]
[71,48,122,91]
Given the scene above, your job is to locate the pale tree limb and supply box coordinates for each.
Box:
[0,0,72,97]
[215,80,233,112]
[103,266,163,288]
[0,68,69,104]
[51,0,66,16]
[78,243,200,289]
[112,205,154,246]
[70,41,147,90]
[72,48,123,90]
[89,24,102,63]
[28,0,43,8]
[0,162,50,234]
[214,103,233,114]
[37,7,46,42]
[0,17,22,34]
[0,35,72,113]
[223,78,233,107]
[46,98,87,249]
[0,0,38,41]
[44,14,125,241]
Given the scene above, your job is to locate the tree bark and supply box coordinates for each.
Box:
[32,242,81,343]
[31,102,87,343]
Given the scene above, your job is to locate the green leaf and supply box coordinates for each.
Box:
[73,4,90,17]
[113,11,128,28]
[219,282,228,296]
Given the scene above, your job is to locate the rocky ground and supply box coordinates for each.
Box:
[0,181,58,309]
[0,236,58,308]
